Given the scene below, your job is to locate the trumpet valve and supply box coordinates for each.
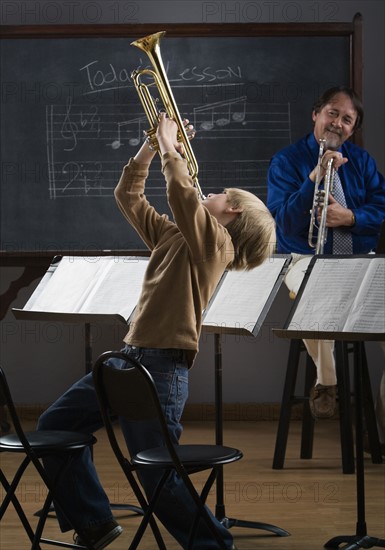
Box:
[315,189,326,206]
[143,129,159,152]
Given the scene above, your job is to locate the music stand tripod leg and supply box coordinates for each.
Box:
[214,334,290,538]
[324,536,385,549]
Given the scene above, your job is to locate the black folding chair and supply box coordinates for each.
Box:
[0,366,96,549]
[93,350,243,550]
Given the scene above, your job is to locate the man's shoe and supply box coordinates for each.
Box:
[309,382,336,419]
[364,433,385,458]
[74,519,123,550]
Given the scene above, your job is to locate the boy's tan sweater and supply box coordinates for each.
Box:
[114,152,234,366]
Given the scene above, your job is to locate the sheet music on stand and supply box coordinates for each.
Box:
[13,254,291,331]
[203,255,291,335]
[275,254,385,341]
[13,255,150,325]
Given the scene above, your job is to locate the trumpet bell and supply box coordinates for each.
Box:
[131,31,166,54]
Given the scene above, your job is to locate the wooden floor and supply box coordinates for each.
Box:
[1,419,384,549]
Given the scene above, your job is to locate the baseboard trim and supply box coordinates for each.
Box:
[12,402,340,423]
[182,402,301,421]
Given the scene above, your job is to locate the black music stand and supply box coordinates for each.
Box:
[275,255,385,549]
[13,255,150,516]
[12,255,150,376]
[203,255,291,538]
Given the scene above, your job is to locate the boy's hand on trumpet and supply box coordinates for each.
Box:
[134,113,195,163]
[156,112,195,156]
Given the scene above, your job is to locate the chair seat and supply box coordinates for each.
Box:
[0,430,96,453]
[133,444,243,468]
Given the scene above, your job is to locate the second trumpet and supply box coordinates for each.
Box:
[308,138,335,254]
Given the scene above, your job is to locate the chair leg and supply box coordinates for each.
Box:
[0,463,36,544]
[273,339,302,469]
[335,342,355,474]
[26,451,97,550]
[128,470,169,550]
[361,343,383,464]
[300,355,316,459]
[121,466,166,549]
[1,463,85,550]
[274,339,375,475]
[186,468,218,550]
[32,491,55,550]
[177,469,228,550]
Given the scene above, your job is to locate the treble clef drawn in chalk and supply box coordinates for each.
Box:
[61,98,79,152]
[108,117,147,149]
[193,97,247,132]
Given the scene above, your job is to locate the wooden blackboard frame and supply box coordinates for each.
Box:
[0,16,363,317]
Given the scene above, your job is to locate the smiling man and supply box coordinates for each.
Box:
[267,86,385,419]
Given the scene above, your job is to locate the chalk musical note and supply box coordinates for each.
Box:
[108,117,147,149]
[46,98,291,200]
[194,97,247,132]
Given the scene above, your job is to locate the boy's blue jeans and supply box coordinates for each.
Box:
[37,344,234,549]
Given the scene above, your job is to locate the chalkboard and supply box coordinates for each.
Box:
[0,20,362,253]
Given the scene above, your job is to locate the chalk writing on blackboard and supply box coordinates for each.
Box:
[79,59,243,95]
[46,89,290,199]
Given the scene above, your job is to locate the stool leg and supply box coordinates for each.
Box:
[361,344,383,464]
[336,342,355,474]
[273,339,302,469]
[300,355,316,459]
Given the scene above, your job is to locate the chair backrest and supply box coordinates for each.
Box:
[92,351,173,459]
[93,351,165,422]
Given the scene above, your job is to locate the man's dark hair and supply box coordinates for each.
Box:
[312,86,364,131]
